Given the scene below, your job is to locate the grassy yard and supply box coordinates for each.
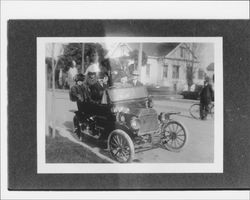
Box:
[46,133,109,163]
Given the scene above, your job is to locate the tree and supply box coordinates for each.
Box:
[59,43,108,72]
[128,49,148,75]
[182,43,199,90]
[186,64,195,88]
[129,49,148,66]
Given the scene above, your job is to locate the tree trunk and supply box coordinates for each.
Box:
[81,43,85,73]
[51,43,56,138]
[138,43,143,81]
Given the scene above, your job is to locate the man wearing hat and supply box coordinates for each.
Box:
[128,70,143,87]
[69,73,91,134]
[199,77,214,120]
[88,72,109,103]
[111,70,132,88]
[69,73,88,104]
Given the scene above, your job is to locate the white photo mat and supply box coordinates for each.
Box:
[37,37,223,174]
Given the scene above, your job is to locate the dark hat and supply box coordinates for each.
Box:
[74,73,85,82]
[97,72,108,79]
[87,71,97,77]
[205,76,210,82]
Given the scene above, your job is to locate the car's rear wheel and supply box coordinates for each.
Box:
[73,115,81,138]
[108,130,135,163]
[161,121,187,152]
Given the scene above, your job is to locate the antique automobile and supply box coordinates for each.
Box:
[73,86,187,163]
[180,84,203,100]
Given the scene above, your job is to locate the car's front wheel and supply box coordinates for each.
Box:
[108,129,135,163]
[161,121,187,152]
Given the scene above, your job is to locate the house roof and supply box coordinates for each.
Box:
[108,43,132,58]
[164,43,199,63]
[128,43,179,57]
[206,62,214,71]
[107,42,179,59]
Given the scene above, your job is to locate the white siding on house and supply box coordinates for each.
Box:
[140,57,162,85]
[140,65,147,84]
[161,43,214,91]
[162,44,191,91]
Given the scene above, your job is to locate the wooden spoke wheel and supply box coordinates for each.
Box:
[161,121,187,152]
[108,130,135,163]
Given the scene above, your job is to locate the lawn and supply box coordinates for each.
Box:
[46,132,109,163]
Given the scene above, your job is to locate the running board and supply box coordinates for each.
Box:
[82,129,101,140]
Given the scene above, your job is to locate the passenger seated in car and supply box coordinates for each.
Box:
[88,72,109,103]
[128,70,143,87]
[112,70,132,88]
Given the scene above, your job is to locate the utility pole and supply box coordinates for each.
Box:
[138,43,143,81]
[51,43,56,138]
[81,43,85,73]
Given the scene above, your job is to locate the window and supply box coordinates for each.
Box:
[146,64,150,76]
[180,47,184,58]
[198,68,204,79]
[163,64,168,78]
[172,65,180,79]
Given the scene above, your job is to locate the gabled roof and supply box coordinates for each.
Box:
[129,43,179,57]
[108,42,179,58]
[164,43,182,58]
[165,43,199,63]
[108,43,132,58]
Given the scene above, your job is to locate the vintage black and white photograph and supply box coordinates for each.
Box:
[37,37,223,173]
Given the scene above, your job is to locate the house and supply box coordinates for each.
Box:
[139,43,179,87]
[149,43,201,91]
[140,43,214,91]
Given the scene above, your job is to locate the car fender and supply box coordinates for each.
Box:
[105,122,135,140]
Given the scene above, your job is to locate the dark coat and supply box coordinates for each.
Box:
[200,84,214,104]
[88,82,108,103]
[69,83,90,103]
[128,80,143,87]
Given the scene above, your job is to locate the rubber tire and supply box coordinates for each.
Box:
[73,115,85,142]
[73,116,80,136]
[189,103,200,119]
[161,121,187,152]
[209,104,214,119]
[108,129,135,163]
